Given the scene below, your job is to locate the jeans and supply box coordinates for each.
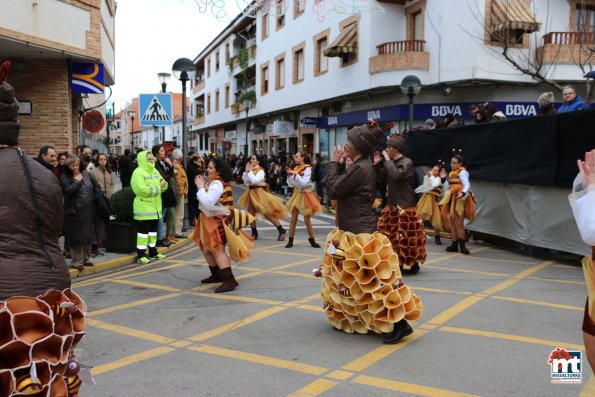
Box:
[157,207,167,240]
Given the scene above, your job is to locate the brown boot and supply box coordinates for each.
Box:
[215,267,239,293]
[458,240,470,255]
[201,266,222,283]
[434,234,442,245]
[285,237,294,248]
[308,238,321,248]
[445,240,458,252]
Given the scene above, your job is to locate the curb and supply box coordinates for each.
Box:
[68,233,195,279]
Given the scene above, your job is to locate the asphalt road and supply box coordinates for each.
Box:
[71,186,593,397]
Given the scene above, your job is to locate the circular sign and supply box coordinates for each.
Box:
[82,111,105,133]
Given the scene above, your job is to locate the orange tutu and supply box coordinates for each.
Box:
[238,187,288,221]
[286,189,321,216]
[377,206,427,268]
[193,213,227,253]
[439,189,476,221]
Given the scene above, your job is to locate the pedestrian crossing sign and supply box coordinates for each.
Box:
[139,93,173,126]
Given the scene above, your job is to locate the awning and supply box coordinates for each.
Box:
[491,0,541,35]
[323,23,357,58]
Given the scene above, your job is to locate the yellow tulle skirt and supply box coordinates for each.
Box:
[286,189,322,217]
[238,187,288,221]
[319,228,422,334]
[416,191,446,231]
[439,188,476,221]
[192,213,253,263]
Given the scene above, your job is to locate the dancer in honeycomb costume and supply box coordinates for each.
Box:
[375,134,427,274]
[0,61,90,397]
[322,121,422,344]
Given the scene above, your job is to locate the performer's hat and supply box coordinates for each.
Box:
[347,120,384,157]
[387,134,405,153]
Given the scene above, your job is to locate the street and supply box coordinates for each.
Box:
[72,191,591,396]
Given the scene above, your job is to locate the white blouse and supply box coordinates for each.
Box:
[287,167,312,190]
[197,179,223,207]
[242,169,265,185]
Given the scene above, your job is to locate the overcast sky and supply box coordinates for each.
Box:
[109,0,246,113]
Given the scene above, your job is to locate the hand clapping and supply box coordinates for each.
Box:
[331,145,346,163]
[578,149,595,189]
[195,175,205,189]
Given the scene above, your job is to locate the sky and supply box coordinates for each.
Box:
[109,0,249,113]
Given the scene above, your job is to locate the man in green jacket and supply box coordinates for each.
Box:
[131,150,168,263]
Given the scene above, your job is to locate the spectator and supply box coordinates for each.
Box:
[55,151,67,180]
[35,145,57,172]
[584,71,595,79]
[119,148,135,188]
[559,85,587,113]
[152,145,176,247]
[429,118,443,129]
[60,155,98,271]
[474,106,489,123]
[186,154,205,227]
[423,119,434,130]
[468,105,480,118]
[172,149,188,239]
[444,113,459,128]
[91,153,114,255]
[80,145,94,172]
[537,92,557,115]
[312,153,325,203]
[0,76,70,299]
[483,102,507,122]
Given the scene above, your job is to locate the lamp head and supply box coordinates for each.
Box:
[400,75,422,96]
[243,98,252,110]
[158,72,171,86]
[172,58,196,82]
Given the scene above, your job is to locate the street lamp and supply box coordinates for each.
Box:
[157,72,171,143]
[106,102,115,154]
[127,109,136,150]
[400,75,422,131]
[172,58,196,160]
[243,98,252,156]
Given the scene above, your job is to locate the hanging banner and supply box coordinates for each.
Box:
[70,63,105,94]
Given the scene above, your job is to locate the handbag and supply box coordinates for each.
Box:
[90,173,113,218]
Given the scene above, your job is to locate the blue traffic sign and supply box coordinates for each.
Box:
[139,93,173,126]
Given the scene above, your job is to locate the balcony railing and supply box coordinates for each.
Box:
[543,31,595,45]
[192,79,205,93]
[376,40,425,54]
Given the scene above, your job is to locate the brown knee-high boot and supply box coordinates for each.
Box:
[445,239,458,252]
[201,266,222,283]
[215,267,239,293]
[458,240,470,255]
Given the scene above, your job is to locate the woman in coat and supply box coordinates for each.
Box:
[186,154,205,227]
[91,153,114,254]
[60,155,98,271]
[130,150,168,264]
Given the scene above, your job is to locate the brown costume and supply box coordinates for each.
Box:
[0,77,70,300]
[376,134,427,271]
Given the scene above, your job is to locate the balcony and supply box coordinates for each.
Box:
[369,40,429,74]
[192,79,205,93]
[536,32,595,64]
[192,115,205,125]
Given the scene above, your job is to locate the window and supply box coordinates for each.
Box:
[215,50,220,72]
[206,93,211,114]
[405,0,425,41]
[215,89,220,112]
[293,44,305,83]
[225,84,230,108]
[294,0,305,18]
[276,0,285,30]
[225,43,230,65]
[207,57,211,78]
[275,53,286,89]
[576,3,595,32]
[314,29,330,76]
[261,62,270,95]
[262,12,269,40]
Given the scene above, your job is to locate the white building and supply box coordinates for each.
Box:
[189,0,593,158]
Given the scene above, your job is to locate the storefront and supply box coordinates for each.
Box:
[266,120,296,155]
[223,125,236,155]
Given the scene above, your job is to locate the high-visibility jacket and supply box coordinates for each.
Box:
[131,150,168,220]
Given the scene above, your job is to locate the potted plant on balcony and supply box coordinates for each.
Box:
[105,186,138,253]
[240,90,256,106]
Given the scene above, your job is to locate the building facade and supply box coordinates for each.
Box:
[0,0,116,155]
[189,0,594,158]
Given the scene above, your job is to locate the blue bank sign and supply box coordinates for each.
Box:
[315,101,588,128]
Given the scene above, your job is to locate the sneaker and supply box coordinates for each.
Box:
[137,257,151,264]
[156,239,171,248]
[151,253,166,260]
[174,233,187,239]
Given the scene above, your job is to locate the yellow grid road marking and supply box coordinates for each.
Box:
[87,293,181,317]
[296,304,323,312]
[325,370,354,380]
[274,270,315,279]
[107,278,184,292]
[92,346,176,376]
[286,379,338,396]
[271,258,322,271]
[424,265,511,278]
[581,375,595,396]
[482,261,552,295]
[407,286,473,296]
[259,249,320,258]
[529,276,585,285]
[185,291,284,306]
[459,255,538,266]
[490,295,583,311]
[114,262,199,279]
[188,345,328,375]
[342,330,428,372]
[187,306,288,342]
[440,326,584,350]
[353,375,481,397]
[86,318,177,344]
[428,295,485,325]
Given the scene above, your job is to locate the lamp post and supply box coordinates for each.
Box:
[157,72,171,143]
[127,109,136,150]
[243,98,252,156]
[400,75,422,131]
[172,58,196,160]
[106,102,115,154]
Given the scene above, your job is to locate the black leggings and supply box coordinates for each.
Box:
[137,219,158,234]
